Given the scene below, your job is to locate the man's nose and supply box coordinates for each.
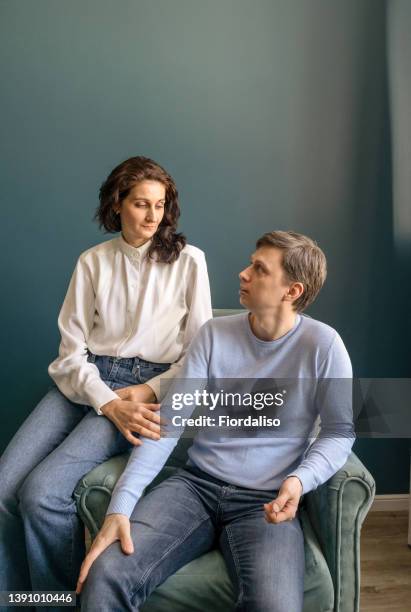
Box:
[239,267,250,282]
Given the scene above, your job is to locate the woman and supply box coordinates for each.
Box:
[0,156,212,597]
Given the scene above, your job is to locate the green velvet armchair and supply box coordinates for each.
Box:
[74,440,375,612]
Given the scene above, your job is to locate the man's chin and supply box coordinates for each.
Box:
[239,293,250,308]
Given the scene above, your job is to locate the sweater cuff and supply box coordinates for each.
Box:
[284,466,317,495]
[145,374,173,403]
[106,489,144,518]
[86,379,119,414]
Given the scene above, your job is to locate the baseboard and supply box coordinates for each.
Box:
[370,494,409,512]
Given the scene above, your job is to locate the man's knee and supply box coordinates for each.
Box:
[81,545,145,611]
[236,584,303,612]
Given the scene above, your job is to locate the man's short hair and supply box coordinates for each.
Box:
[256,230,327,312]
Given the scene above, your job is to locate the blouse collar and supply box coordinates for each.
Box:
[118,234,152,264]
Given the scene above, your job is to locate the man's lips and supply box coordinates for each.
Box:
[239,287,248,293]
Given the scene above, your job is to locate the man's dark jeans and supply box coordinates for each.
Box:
[82,465,305,612]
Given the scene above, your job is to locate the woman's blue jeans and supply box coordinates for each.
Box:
[0,354,169,606]
[81,465,305,612]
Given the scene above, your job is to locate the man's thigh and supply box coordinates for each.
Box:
[220,507,304,612]
[85,472,216,607]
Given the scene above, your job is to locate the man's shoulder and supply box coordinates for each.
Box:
[200,312,247,339]
[299,314,337,339]
[299,315,351,375]
[298,314,348,359]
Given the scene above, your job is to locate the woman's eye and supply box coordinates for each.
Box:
[156,204,165,209]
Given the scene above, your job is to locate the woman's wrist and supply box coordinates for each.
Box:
[99,398,118,416]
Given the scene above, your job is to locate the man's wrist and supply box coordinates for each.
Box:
[142,383,157,402]
[284,475,303,494]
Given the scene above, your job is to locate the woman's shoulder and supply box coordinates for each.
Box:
[77,237,119,265]
[179,243,206,263]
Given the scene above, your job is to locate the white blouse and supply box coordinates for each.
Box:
[48,235,212,412]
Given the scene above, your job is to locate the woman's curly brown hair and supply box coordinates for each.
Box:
[96,156,186,263]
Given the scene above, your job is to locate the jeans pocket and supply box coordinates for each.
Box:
[138,362,170,384]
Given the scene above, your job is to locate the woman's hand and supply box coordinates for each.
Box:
[76,514,133,595]
[100,396,161,445]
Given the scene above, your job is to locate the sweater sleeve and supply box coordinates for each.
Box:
[285,332,355,494]
[48,256,118,413]
[106,322,211,517]
[145,250,212,401]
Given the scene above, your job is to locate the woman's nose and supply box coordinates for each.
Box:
[146,206,156,221]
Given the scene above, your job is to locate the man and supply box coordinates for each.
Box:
[77,231,355,612]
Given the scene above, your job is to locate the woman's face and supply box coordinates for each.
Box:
[117,180,166,246]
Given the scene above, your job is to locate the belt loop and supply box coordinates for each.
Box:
[87,351,96,364]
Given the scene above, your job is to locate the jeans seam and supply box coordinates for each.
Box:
[68,500,77,587]
[108,359,121,380]
[129,514,210,602]
[225,524,244,606]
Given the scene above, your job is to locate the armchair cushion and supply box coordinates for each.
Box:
[74,449,375,612]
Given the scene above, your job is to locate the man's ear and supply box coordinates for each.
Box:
[284,282,304,304]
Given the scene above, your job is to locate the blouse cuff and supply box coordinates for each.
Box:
[86,379,119,414]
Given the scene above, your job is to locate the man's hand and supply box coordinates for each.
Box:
[76,514,133,595]
[264,476,303,524]
[100,395,161,445]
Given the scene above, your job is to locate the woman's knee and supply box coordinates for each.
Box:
[18,465,68,516]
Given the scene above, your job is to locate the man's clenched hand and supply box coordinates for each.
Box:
[264,476,303,524]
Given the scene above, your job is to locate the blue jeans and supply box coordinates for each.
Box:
[0,354,169,609]
[82,465,305,612]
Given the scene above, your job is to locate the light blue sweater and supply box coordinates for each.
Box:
[107,313,355,517]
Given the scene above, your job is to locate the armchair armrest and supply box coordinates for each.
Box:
[74,453,130,538]
[73,453,180,539]
[304,451,375,612]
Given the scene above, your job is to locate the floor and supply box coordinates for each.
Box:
[360,510,411,611]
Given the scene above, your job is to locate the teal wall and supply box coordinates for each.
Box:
[1,0,409,493]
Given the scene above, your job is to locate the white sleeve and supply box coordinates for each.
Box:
[48,256,118,412]
[146,250,212,401]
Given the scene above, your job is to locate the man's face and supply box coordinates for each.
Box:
[238,247,294,313]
